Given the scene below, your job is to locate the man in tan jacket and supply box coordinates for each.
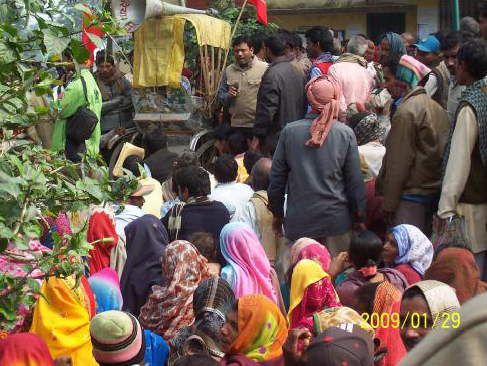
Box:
[218,36,268,142]
[376,56,449,235]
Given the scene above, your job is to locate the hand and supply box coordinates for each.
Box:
[383,210,395,225]
[328,252,349,279]
[228,86,238,99]
[272,217,284,238]
[54,357,73,366]
[283,328,312,366]
[381,99,394,116]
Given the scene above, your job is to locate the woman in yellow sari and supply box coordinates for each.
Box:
[30,275,98,365]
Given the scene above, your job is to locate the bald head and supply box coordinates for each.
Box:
[251,158,272,192]
[401,32,417,56]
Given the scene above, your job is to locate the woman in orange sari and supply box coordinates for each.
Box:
[220,294,288,366]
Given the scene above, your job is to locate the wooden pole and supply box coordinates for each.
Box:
[209,0,248,106]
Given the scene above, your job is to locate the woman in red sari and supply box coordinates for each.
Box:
[87,206,118,275]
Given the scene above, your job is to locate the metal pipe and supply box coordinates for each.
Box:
[452,0,460,31]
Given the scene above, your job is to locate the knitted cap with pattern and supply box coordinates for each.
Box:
[90,310,145,366]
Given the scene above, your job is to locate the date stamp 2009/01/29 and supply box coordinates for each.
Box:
[360,312,460,329]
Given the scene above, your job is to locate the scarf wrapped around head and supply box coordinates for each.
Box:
[229,294,288,362]
[396,55,431,89]
[391,224,433,276]
[288,260,341,328]
[140,240,211,340]
[406,280,460,328]
[381,32,407,61]
[353,113,386,145]
[372,282,407,365]
[291,237,331,271]
[220,222,277,304]
[88,267,123,313]
[305,75,342,147]
[0,333,55,366]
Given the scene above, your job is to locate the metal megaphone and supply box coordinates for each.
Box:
[112,0,217,32]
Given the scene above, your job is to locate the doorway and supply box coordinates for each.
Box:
[367,12,406,44]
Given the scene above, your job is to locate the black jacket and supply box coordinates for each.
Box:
[145,148,178,185]
[253,57,305,139]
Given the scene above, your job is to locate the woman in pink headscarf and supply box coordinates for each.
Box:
[306,74,343,147]
[220,222,286,315]
[286,237,332,284]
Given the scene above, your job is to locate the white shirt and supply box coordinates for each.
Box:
[358,141,386,181]
[210,181,254,219]
[115,204,145,238]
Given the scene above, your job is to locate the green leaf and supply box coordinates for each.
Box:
[43,29,71,55]
[74,4,92,14]
[21,222,43,239]
[0,40,16,63]
[86,32,105,50]
[71,39,91,64]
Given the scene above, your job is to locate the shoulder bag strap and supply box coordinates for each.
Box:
[80,75,89,105]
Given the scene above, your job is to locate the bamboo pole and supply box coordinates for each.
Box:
[209,0,248,106]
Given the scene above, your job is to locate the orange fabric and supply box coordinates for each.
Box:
[305,75,342,147]
[373,282,406,366]
[230,294,287,362]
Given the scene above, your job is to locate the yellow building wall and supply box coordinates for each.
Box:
[268,0,438,37]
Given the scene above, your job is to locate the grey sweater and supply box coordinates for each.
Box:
[268,116,366,240]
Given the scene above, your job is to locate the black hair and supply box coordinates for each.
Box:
[243,150,264,176]
[349,230,383,270]
[212,124,234,141]
[265,35,287,57]
[174,165,211,197]
[304,26,334,54]
[144,131,168,155]
[95,51,115,66]
[430,31,447,50]
[188,232,216,262]
[440,30,462,52]
[251,158,271,192]
[251,32,267,54]
[227,133,247,156]
[402,285,427,301]
[174,355,220,366]
[123,155,145,177]
[381,56,400,75]
[277,29,298,49]
[175,150,199,169]
[230,299,238,313]
[293,33,303,49]
[214,154,238,184]
[457,39,487,81]
[356,33,369,40]
[354,282,381,316]
[233,35,252,49]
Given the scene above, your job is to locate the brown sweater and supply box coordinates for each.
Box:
[376,87,449,212]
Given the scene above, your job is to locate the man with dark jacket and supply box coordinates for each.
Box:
[376,56,449,235]
[252,35,304,153]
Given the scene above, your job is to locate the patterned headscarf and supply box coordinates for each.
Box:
[229,294,288,362]
[305,306,374,338]
[193,277,235,321]
[288,260,341,328]
[353,113,386,145]
[0,333,54,366]
[406,280,460,328]
[391,224,434,276]
[290,238,332,271]
[220,222,277,304]
[381,32,407,61]
[305,75,342,147]
[373,282,407,365]
[140,240,211,340]
[396,55,431,89]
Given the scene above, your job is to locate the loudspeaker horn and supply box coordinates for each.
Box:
[112,0,213,32]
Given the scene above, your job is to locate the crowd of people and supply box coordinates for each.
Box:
[2,6,487,366]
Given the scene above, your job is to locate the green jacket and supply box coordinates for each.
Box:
[51,68,102,157]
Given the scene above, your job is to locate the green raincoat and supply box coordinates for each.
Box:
[51,68,102,157]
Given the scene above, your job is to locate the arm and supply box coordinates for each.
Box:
[309,65,322,80]
[267,128,289,218]
[424,73,438,97]
[218,72,231,107]
[381,112,416,212]
[117,76,134,111]
[438,106,477,218]
[343,133,366,222]
[253,69,280,138]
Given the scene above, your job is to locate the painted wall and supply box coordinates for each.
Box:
[268,0,439,38]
